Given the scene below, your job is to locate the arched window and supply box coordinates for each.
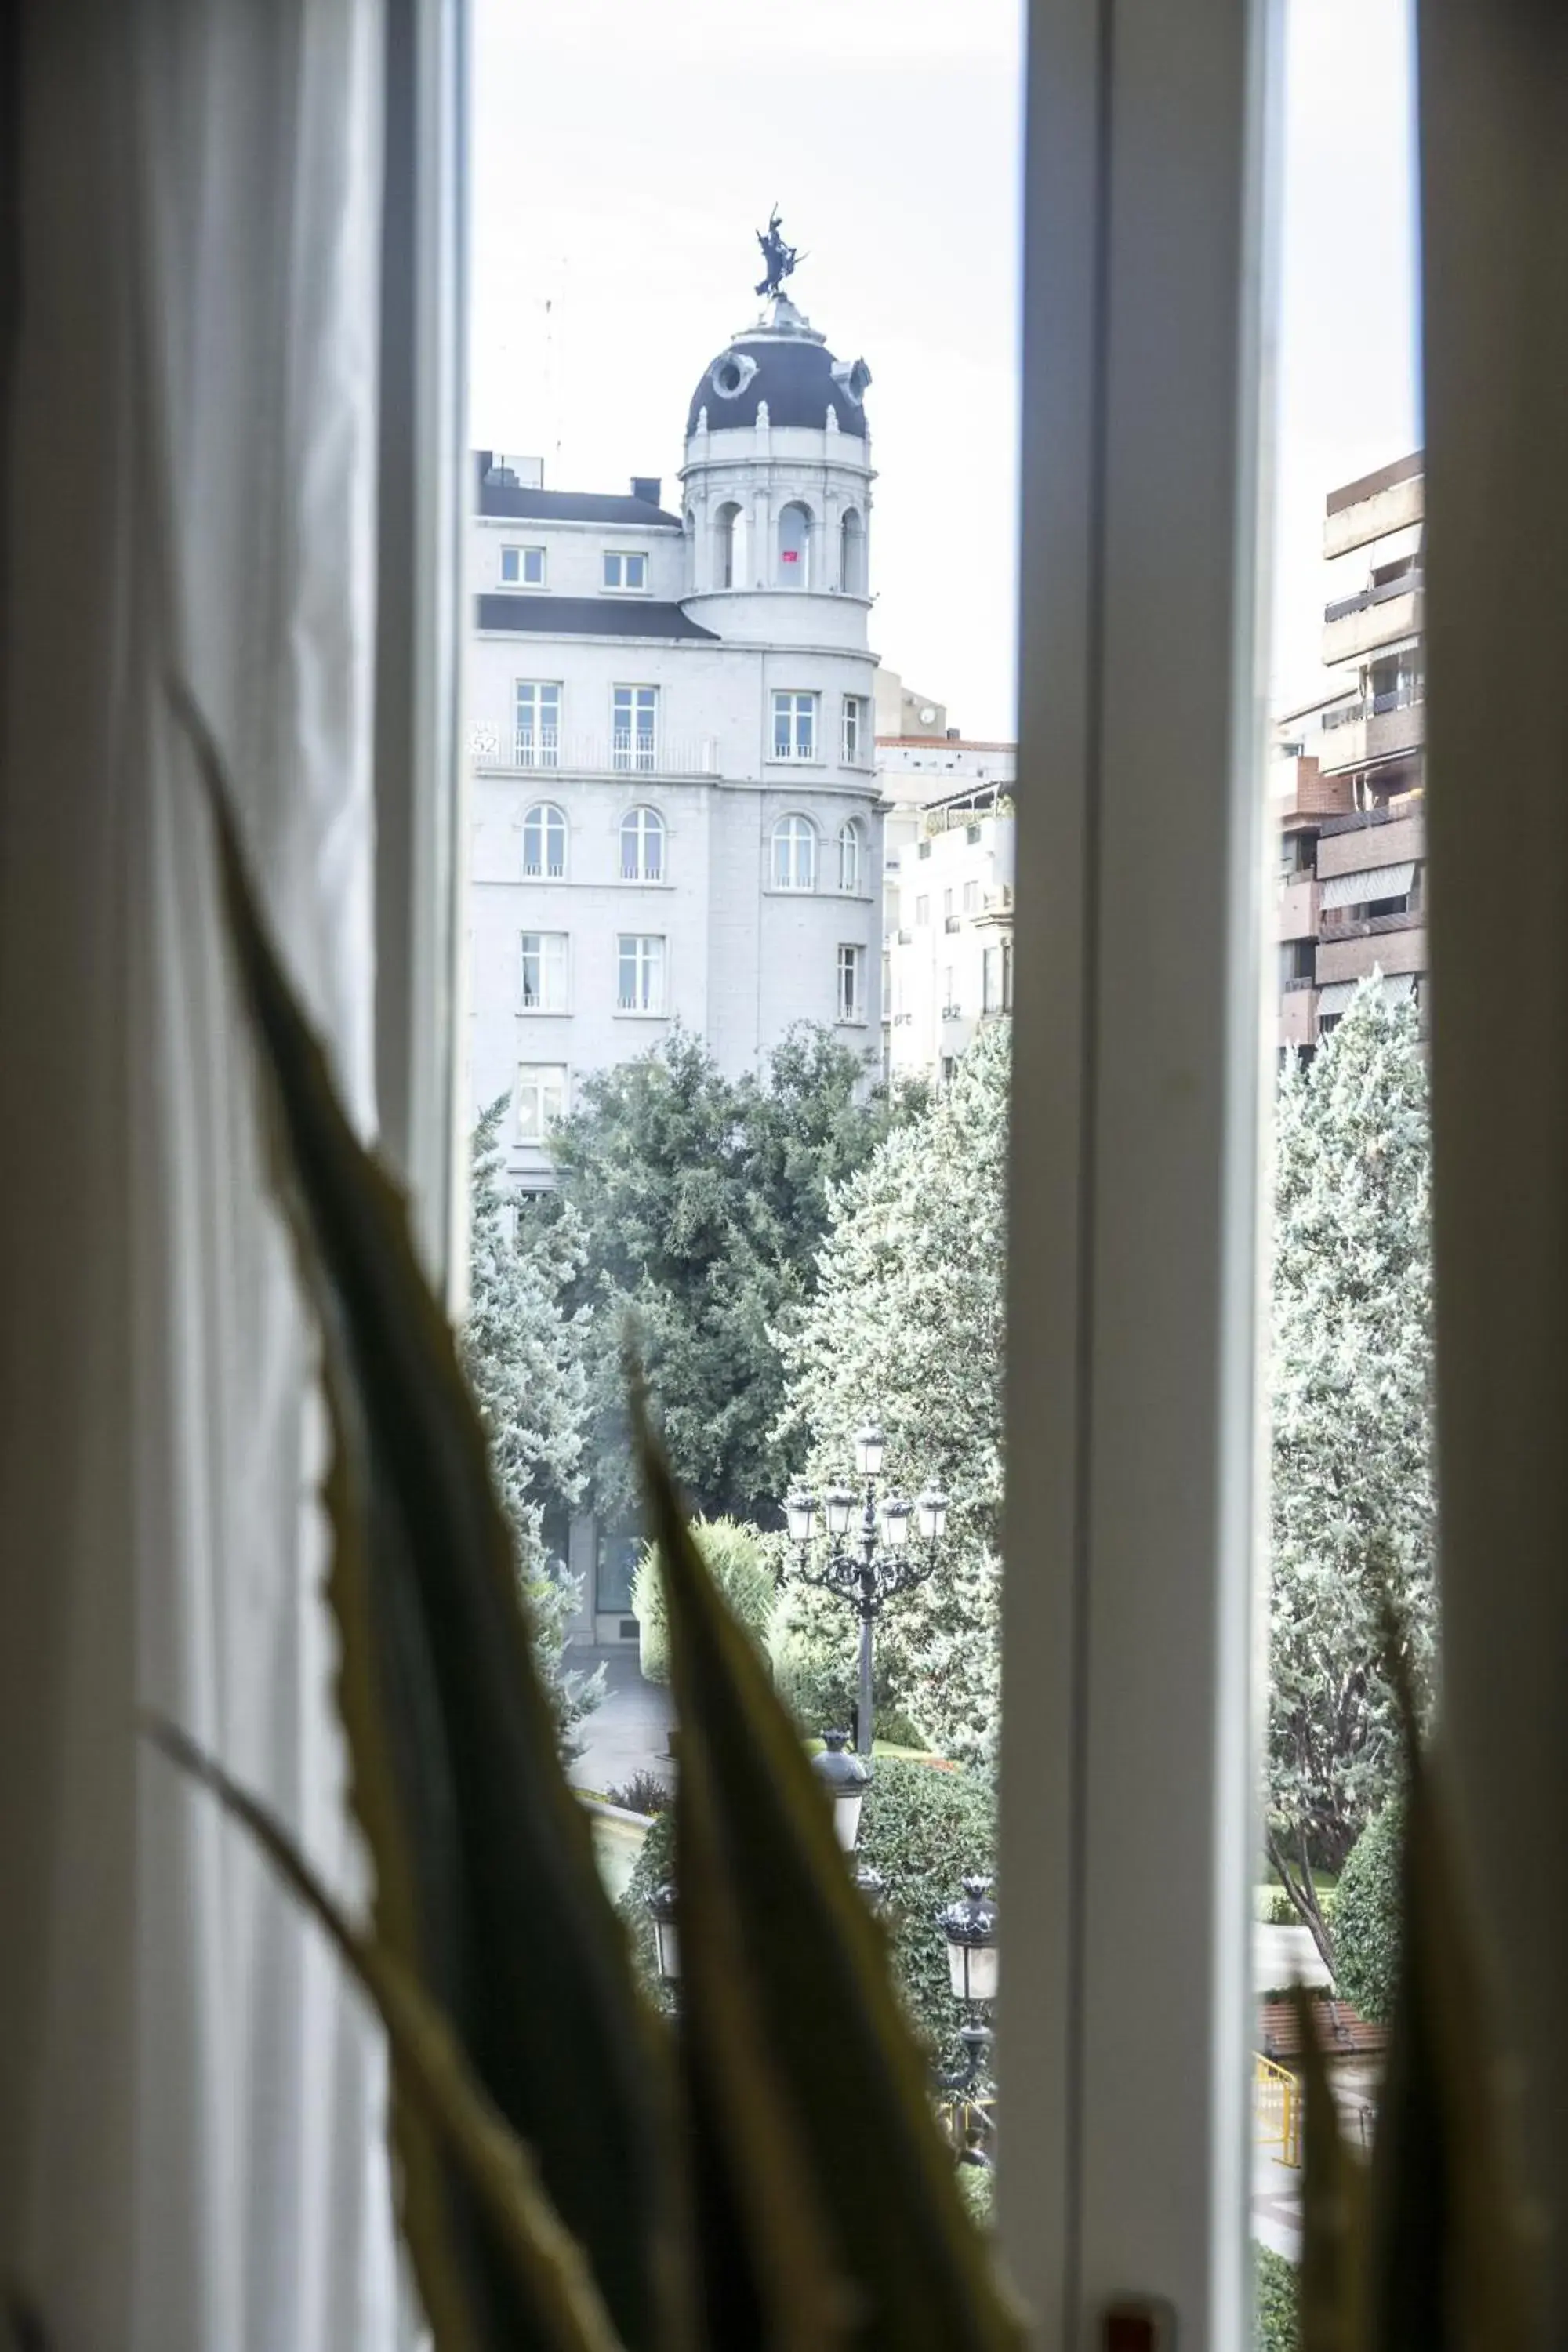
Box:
[840,507,866,595]
[772,813,817,892]
[777,501,813,587]
[715,499,744,590]
[837,818,863,895]
[619,804,666,882]
[522,802,568,880]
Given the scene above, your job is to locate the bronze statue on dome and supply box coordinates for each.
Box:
[755,209,804,299]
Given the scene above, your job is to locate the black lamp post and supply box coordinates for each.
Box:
[783,1423,949,1755]
[932,1875,999,2114]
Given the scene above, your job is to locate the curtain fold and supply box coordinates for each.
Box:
[0,4,405,2345]
[1420,3,1568,2338]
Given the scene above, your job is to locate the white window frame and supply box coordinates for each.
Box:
[518,929,568,1012]
[915,893,930,927]
[602,550,649,593]
[612,684,659,773]
[619,803,666,882]
[837,818,863,895]
[771,812,817,892]
[615,931,666,1014]
[835,942,865,1025]
[771,689,818,762]
[994,2,1267,2343]
[840,692,865,765]
[514,681,560,769]
[501,544,546,588]
[521,800,568,880]
[514,1062,568,1144]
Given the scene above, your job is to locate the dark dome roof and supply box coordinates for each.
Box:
[686,332,870,440]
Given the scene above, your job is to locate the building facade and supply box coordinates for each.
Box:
[1274,452,1426,1053]
[880,736,1016,1086]
[466,290,885,1195]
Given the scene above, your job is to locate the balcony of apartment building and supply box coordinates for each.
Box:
[1315,680,1425,776]
[1321,567,1424,668]
[1277,871,1318,941]
[1322,450,1424,561]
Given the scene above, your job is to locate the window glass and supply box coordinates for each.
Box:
[777,501,812,585]
[520,931,569,1011]
[771,813,816,891]
[503,545,546,586]
[837,820,862,894]
[772,691,818,760]
[836,942,865,1022]
[612,685,659,772]
[915,893,930,926]
[604,550,648,590]
[619,804,665,880]
[840,693,863,764]
[515,1062,568,1142]
[514,681,561,768]
[617,932,666,1011]
[521,801,567,879]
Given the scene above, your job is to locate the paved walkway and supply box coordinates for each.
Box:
[568,1644,674,1802]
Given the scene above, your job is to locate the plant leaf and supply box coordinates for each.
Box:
[1362,1639,1535,2350]
[178,692,686,2352]
[633,1374,1029,2352]
[144,1721,626,2352]
[1290,1981,1367,2352]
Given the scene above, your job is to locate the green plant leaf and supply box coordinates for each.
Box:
[1290,1982,1367,2352]
[633,1377,1029,2352]
[144,1721,626,2352]
[1362,1644,1535,2351]
[180,694,685,2352]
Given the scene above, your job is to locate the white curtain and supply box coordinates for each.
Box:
[0,5,407,2347]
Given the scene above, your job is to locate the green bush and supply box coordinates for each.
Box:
[1256,2246,1299,2350]
[768,1581,926,1748]
[631,1515,776,1686]
[954,2161,994,2230]
[857,1758,996,2056]
[1334,1795,1403,2024]
[618,1755,995,2057]
[1257,1882,1338,1928]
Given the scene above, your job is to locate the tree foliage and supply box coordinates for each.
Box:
[1333,1794,1404,2026]
[630,1515,777,1686]
[777,1023,1009,1769]
[538,1025,914,1528]
[459,1098,601,1749]
[1269,982,1435,1960]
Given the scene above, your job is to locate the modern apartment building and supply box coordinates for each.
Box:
[1274,452,1426,1053]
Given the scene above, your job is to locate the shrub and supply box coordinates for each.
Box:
[954,2161,994,2230]
[1256,2246,1299,2350]
[768,1577,927,1748]
[631,1516,776,1686]
[604,1770,671,1817]
[1257,1881,1338,1928]
[617,1755,996,2056]
[856,1757,996,2056]
[1334,1795,1403,2024]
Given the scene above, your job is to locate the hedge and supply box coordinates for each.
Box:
[630,1516,776,1686]
[1333,1795,1403,2025]
[617,1754,995,2056]
[1256,2246,1299,2351]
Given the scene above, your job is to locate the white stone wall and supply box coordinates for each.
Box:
[470,511,687,603]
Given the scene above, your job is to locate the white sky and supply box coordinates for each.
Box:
[469,0,1418,740]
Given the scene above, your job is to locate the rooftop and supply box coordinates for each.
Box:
[474,595,718,641]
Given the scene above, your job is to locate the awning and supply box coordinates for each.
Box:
[1317,973,1417,1017]
[1319,860,1416,909]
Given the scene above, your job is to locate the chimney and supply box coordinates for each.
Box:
[946,727,960,741]
[630,475,662,508]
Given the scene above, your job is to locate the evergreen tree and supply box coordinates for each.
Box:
[776,1022,1009,1769]
[540,1025,909,1527]
[460,1098,601,1751]
[1268,981,1436,1964]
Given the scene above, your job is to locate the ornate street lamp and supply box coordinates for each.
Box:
[648,1882,681,1984]
[810,1728,871,1851]
[932,1874,999,2110]
[780,1419,949,1755]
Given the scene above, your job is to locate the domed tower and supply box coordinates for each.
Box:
[678,286,874,648]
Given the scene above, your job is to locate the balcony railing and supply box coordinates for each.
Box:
[482,728,718,776]
[944,914,962,933]
[1323,571,1424,624]
[1282,975,1316,994]
[1320,681,1425,732]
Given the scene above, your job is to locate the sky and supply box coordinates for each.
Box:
[469,0,1419,740]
